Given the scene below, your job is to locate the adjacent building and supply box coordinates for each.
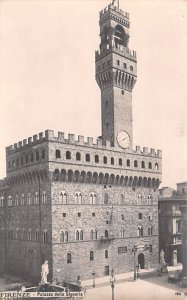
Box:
[158,182,187,266]
[0,2,162,284]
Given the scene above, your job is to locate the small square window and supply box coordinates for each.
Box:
[102,62,106,69]
[78,213,81,217]
[121,90,124,95]
[130,65,133,71]
[117,60,120,66]
[106,220,109,224]
[63,213,66,217]
[92,213,95,217]
[123,63,127,68]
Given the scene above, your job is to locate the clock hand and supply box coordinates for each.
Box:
[122,137,128,141]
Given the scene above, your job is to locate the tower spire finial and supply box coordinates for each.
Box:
[112,0,119,8]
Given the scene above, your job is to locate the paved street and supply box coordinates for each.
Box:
[84,274,187,300]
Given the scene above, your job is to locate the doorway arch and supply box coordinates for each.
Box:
[138,253,145,269]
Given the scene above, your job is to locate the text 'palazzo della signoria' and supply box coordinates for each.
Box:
[0,1,162,283]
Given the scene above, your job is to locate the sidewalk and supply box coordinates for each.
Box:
[81,265,183,289]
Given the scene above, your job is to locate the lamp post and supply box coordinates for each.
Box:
[132,246,137,281]
[110,268,115,300]
[92,271,96,288]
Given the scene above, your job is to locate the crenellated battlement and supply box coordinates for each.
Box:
[95,44,136,62]
[100,4,129,20]
[6,129,162,158]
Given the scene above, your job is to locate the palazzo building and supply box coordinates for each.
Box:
[158,182,187,266]
[0,1,162,283]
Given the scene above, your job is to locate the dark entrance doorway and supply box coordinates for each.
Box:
[104,266,109,276]
[138,253,145,269]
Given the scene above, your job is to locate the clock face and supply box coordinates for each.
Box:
[117,131,130,149]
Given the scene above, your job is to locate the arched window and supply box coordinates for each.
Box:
[0,197,4,207]
[28,229,32,241]
[75,192,82,204]
[76,152,81,161]
[30,153,34,162]
[8,196,12,206]
[105,250,108,258]
[105,230,109,238]
[42,149,45,159]
[90,250,94,261]
[54,169,60,181]
[138,213,143,220]
[35,230,40,242]
[148,226,153,236]
[42,191,47,204]
[103,156,107,164]
[64,231,68,242]
[119,158,122,166]
[141,161,145,168]
[66,151,71,160]
[67,253,72,264]
[121,214,124,221]
[147,194,152,205]
[56,149,61,159]
[36,151,39,161]
[148,213,153,221]
[34,192,39,205]
[27,193,31,205]
[90,193,96,204]
[148,162,152,169]
[127,159,130,167]
[155,163,159,170]
[22,229,25,240]
[114,24,126,48]
[90,229,94,240]
[94,229,97,240]
[76,230,79,241]
[111,157,114,165]
[95,155,99,163]
[60,192,68,204]
[43,230,48,243]
[137,226,143,237]
[86,154,90,162]
[137,194,142,205]
[80,230,83,241]
[120,229,125,238]
[21,194,25,206]
[60,231,65,243]
[104,193,109,205]
[134,160,138,167]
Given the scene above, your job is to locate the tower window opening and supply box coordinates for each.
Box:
[90,250,94,261]
[123,63,127,68]
[67,253,72,264]
[138,213,143,220]
[86,154,90,162]
[121,90,124,95]
[36,151,39,161]
[95,155,99,163]
[76,152,81,161]
[148,162,152,169]
[134,160,138,167]
[127,159,130,167]
[105,250,108,258]
[111,157,114,165]
[119,158,122,166]
[117,60,120,66]
[66,151,71,160]
[102,62,106,69]
[103,156,107,164]
[107,60,110,66]
[56,149,61,159]
[130,65,133,71]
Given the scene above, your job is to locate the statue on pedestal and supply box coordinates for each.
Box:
[41,260,49,284]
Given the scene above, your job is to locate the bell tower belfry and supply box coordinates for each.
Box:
[95,1,137,150]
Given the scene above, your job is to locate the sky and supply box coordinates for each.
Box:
[0,0,187,188]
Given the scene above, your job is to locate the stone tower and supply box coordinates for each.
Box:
[95,3,137,150]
